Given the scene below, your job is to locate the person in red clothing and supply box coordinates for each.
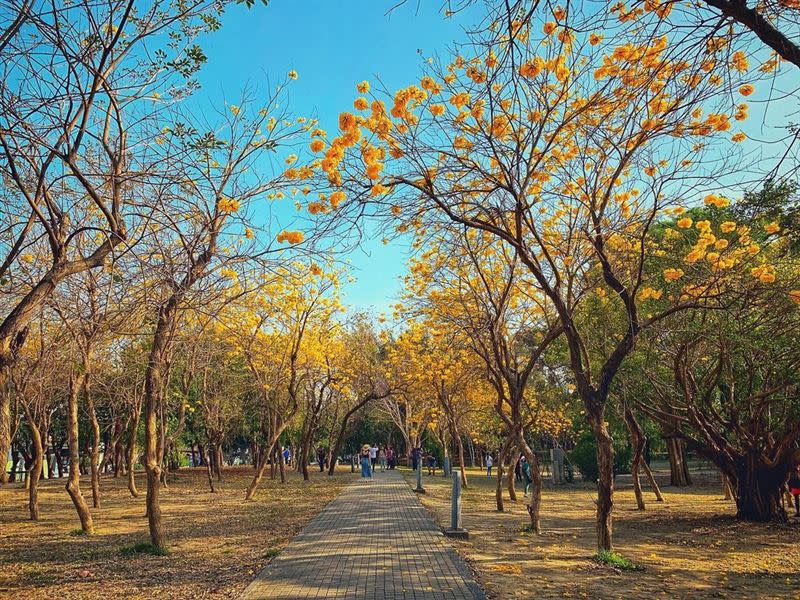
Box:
[788,465,800,517]
[786,464,800,517]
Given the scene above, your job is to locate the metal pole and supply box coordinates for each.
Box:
[444,469,468,538]
[414,459,426,494]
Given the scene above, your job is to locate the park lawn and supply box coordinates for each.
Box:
[0,466,353,599]
[404,468,800,600]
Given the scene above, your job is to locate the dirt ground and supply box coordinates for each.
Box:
[405,468,800,600]
[0,466,351,599]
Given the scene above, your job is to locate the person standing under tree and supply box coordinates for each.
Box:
[486,453,494,477]
[316,446,326,472]
[378,446,387,472]
[369,443,378,473]
[411,446,422,472]
[386,447,395,470]
[788,464,800,517]
[360,444,372,479]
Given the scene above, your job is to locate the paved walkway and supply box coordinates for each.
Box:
[241,470,485,600]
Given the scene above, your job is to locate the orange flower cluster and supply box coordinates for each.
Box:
[276,230,304,244]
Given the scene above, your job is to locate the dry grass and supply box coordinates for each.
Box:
[0,466,352,599]
[405,468,800,600]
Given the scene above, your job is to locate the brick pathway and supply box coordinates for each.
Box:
[241,470,485,599]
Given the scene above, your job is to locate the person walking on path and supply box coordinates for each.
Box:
[386,447,395,470]
[521,455,532,496]
[426,452,437,476]
[486,453,494,477]
[378,447,387,472]
[316,446,327,472]
[788,464,800,516]
[411,446,422,472]
[369,444,379,473]
[360,444,372,479]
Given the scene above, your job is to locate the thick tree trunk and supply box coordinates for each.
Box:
[665,435,692,487]
[64,373,93,532]
[590,411,614,551]
[733,457,788,522]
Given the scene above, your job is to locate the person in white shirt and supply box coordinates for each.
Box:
[369,444,378,474]
[486,454,494,477]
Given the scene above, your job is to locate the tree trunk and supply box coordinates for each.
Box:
[26,415,44,521]
[127,402,141,498]
[641,457,664,502]
[86,382,101,509]
[64,372,93,532]
[245,440,277,500]
[722,472,734,500]
[0,391,11,485]
[516,436,543,534]
[455,429,468,489]
[590,411,614,551]
[507,452,518,502]
[205,443,216,493]
[665,435,692,487]
[495,456,505,512]
[623,405,645,510]
[733,457,788,522]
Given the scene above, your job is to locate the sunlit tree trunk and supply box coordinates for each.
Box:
[64,371,93,532]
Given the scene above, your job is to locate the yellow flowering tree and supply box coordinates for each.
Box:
[312,2,779,549]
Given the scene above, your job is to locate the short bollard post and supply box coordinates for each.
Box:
[444,469,468,539]
[414,460,426,494]
[443,455,451,477]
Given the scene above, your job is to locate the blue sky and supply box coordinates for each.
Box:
[193,1,799,315]
[195,0,482,315]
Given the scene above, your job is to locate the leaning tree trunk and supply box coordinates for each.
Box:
[86,380,101,509]
[589,410,614,551]
[26,413,44,522]
[495,438,512,512]
[64,372,93,532]
[516,435,543,534]
[127,402,141,498]
[622,405,665,509]
[245,426,286,499]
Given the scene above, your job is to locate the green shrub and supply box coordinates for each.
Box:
[120,542,169,556]
[568,430,632,482]
[593,550,644,571]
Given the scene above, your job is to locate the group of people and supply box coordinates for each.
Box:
[485,453,534,496]
[358,444,397,478]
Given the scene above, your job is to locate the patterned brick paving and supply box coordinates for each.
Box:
[241,470,485,599]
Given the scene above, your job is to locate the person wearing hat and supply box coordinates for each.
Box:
[360,444,372,479]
